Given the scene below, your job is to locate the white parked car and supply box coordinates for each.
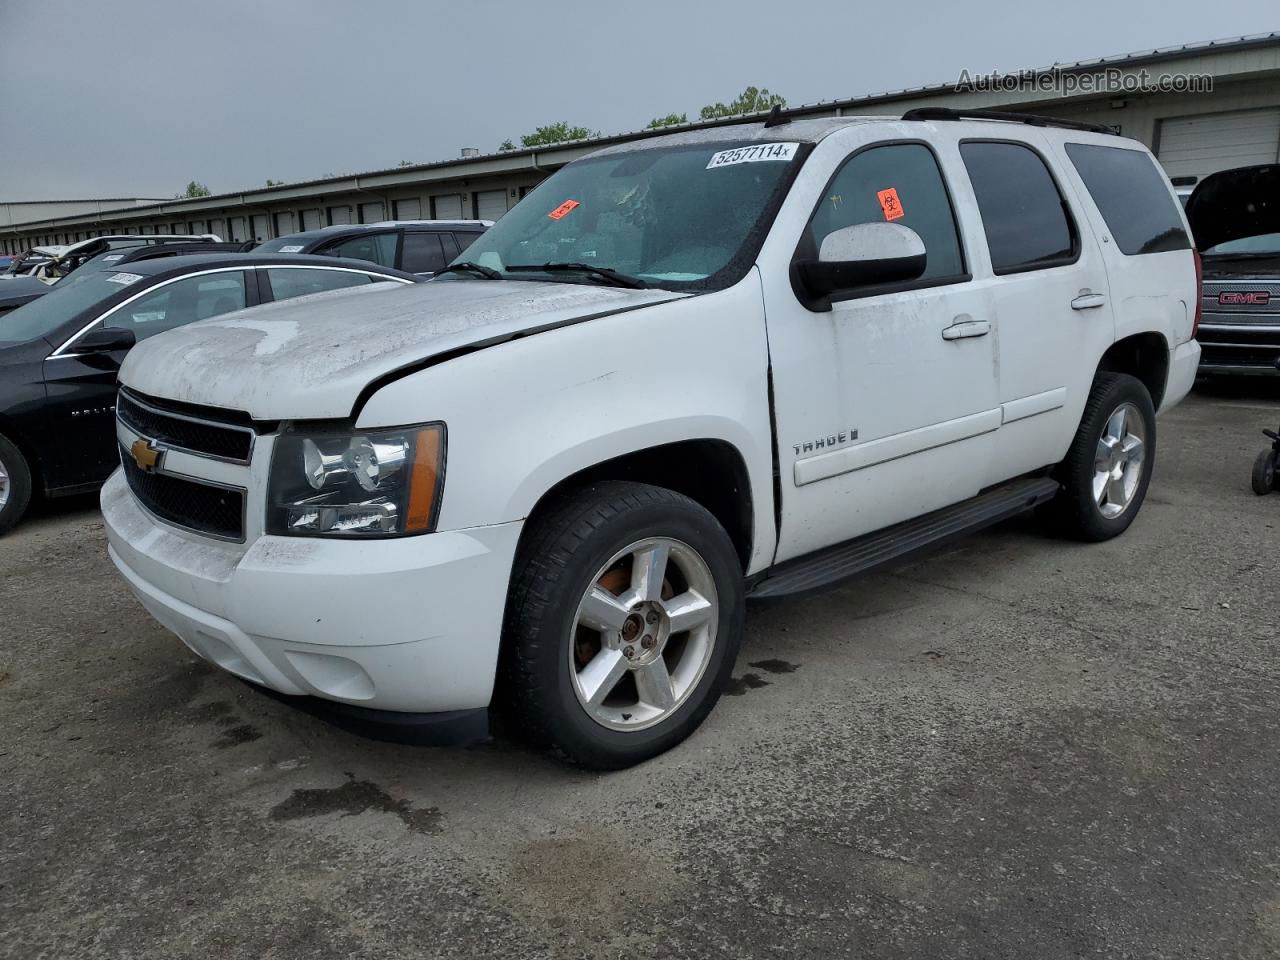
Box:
[102,109,1200,768]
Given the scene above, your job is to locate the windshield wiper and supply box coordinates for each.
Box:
[436,261,502,280]
[505,262,647,289]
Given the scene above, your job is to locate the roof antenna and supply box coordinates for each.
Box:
[763,104,788,128]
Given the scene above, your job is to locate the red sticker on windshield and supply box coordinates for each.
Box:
[548,199,580,220]
[877,187,905,221]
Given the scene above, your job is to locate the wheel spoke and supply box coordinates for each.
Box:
[577,648,629,705]
[1122,434,1145,465]
[578,586,630,634]
[1092,471,1108,503]
[1105,471,1127,507]
[664,591,713,634]
[634,658,676,711]
[1095,436,1117,473]
[631,542,670,602]
[1105,406,1127,442]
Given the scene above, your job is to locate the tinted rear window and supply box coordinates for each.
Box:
[1065,143,1191,256]
[960,141,1076,274]
[401,232,447,274]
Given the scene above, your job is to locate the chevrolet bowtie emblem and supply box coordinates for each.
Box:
[130,438,163,473]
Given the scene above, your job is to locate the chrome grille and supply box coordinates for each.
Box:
[117,389,254,463]
[1200,278,1280,327]
[119,444,246,541]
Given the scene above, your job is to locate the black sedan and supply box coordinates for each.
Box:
[0,253,419,533]
[255,220,488,276]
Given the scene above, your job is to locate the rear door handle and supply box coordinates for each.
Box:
[942,320,991,341]
[1071,293,1107,310]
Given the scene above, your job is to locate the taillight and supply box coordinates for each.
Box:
[1192,249,1203,339]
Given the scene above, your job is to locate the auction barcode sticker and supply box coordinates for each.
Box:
[278,244,305,253]
[706,142,799,169]
[104,272,144,285]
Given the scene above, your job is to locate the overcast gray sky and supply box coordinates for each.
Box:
[1,0,1275,200]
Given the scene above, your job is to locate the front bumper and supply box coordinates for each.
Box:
[102,471,523,715]
[1195,324,1280,374]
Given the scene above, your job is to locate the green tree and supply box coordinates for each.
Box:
[698,86,786,120]
[177,180,211,198]
[505,122,597,149]
[265,178,284,187]
[647,112,688,129]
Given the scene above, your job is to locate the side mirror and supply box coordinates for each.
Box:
[75,326,136,354]
[795,222,927,309]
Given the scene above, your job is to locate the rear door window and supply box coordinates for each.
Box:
[960,141,1077,274]
[265,268,374,302]
[1064,142,1191,255]
[319,232,398,267]
[400,232,447,274]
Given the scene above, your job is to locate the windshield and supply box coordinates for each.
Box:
[0,268,135,343]
[452,140,806,291]
[1204,232,1280,257]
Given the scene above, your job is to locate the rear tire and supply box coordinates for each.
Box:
[500,481,744,770]
[1252,450,1276,496]
[0,432,33,536]
[1047,372,1156,542]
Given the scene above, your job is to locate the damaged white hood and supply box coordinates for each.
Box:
[119,279,688,420]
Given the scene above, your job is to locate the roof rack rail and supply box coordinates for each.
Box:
[900,107,1117,136]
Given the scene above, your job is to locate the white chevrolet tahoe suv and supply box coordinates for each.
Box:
[102,109,1201,769]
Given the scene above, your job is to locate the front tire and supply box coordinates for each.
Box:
[501,481,744,770]
[0,432,33,535]
[1048,372,1156,542]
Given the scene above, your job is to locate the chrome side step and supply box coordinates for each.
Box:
[748,476,1061,599]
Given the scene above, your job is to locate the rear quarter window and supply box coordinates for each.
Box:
[1065,143,1191,255]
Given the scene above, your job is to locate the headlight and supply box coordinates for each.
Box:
[267,423,445,537]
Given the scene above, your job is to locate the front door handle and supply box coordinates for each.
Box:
[942,320,991,341]
[1071,293,1107,310]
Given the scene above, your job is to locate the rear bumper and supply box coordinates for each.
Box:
[1161,339,1201,413]
[102,470,523,715]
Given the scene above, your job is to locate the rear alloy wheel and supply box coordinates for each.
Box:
[0,432,33,535]
[1048,372,1156,542]
[502,481,744,769]
[1092,401,1148,519]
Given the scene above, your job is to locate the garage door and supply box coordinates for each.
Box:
[393,197,422,220]
[1157,108,1280,181]
[432,194,463,219]
[474,189,508,222]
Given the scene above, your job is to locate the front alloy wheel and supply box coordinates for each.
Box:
[570,537,719,731]
[0,432,33,535]
[502,481,744,769]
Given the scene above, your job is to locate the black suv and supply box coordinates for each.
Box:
[255,220,488,276]
[0,252,418,532]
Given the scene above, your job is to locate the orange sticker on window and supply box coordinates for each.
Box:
[548,199,580,220]
[877,187,905,221]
